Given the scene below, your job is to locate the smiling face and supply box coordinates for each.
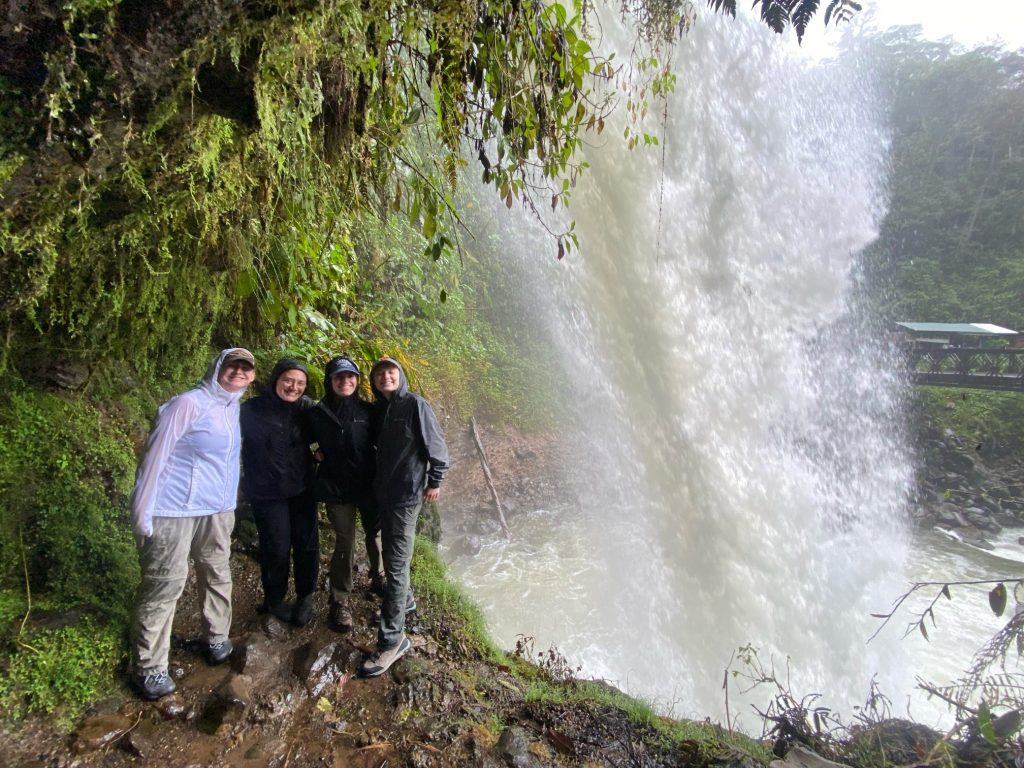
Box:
[372,363,401,398]
[331,372,358,398]
[275,369,308,402]
[218,361,255,393]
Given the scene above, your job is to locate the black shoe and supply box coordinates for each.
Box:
[134,669,176,700]
[369,573,387,597]
[208,639,233,665]
[292,595,314,627]
[263,600,292,623]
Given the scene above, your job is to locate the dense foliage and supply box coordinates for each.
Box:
[862,31,1024,332]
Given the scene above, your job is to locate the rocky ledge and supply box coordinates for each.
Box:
[911,426,1024,548]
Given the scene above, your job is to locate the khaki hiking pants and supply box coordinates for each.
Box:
[131,511,234,674]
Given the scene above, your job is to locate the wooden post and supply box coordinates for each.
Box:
[470,417,511,537]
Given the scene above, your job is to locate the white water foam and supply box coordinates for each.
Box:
[445,11,920,728]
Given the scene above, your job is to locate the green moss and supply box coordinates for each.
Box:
[0,385,138,619]
[411,537,504,664]
[915,386,1024,450]
[0,607,126,724]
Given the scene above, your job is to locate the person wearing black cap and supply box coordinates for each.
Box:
[360,356,449,677]
[240,359,318,626]
[306,354,382,632]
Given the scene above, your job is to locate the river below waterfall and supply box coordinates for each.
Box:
[439,9,1023,734]
[443,497,1024,730]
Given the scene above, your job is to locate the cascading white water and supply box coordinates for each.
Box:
[445,12,921,726]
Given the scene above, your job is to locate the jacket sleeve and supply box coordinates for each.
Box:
[130,394,199,538]
[417,399,449,488]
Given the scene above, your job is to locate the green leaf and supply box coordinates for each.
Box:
[990,583,1008,617]
[978,702,997,745]
[422,211,436,239]
[235,270,258,298]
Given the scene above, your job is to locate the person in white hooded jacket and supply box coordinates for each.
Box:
[129,348,255,700]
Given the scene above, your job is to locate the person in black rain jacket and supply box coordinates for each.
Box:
[306,354,383,632]
[240,358,318,626]
[360,356,448,677]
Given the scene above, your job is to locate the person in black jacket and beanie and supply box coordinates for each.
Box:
[240,359,318,626]
[360,356,448,677]
[306,354,383,632]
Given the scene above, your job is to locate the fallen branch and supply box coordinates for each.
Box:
[470,417,511,537]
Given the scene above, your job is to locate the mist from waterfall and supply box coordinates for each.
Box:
[444,11,919,726]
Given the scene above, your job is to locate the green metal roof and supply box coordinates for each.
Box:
[896,322,1018,335]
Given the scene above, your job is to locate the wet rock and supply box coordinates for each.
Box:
[959,529,996,550]
[395,659,438,709]
[199,674,252,734]
[233,632,277,680]
[261,614,290,640]
[964,507,1001,533]
[46,361,90,390]
[155,694,190,719]
[73,713,132,752]
[712,750,761,768]
[935,502,968,527]
[244,737,288,762]
[294,640,347,696]
[847,719,940,765]
[122,729,151,759]
[769,744,850,768]
[496,726,539,768]
[169,661,189,681]
[222,673,253,706]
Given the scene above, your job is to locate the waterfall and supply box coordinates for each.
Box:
[445,11,917,726]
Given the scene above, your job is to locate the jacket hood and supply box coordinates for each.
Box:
[268,358,307,391]
[201,348,252,402]
[369,357,408,401]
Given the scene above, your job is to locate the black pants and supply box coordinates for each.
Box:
[251,492,319,606]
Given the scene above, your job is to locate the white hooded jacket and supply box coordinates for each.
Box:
[130,349,247,537]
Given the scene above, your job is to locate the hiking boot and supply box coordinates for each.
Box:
[359,636,411,678]
[292,595,315,627]
[208,639,233,665]
[369,573,386,597]
[329,599,353,633]
[134,669,176,700]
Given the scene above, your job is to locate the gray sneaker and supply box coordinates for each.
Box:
[208,638,233,665]
[134,669,176,700]
[359,636,411,677]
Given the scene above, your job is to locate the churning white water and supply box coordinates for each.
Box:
[443,12,935,727]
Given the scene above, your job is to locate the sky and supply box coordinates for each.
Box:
[783,0,1024,58]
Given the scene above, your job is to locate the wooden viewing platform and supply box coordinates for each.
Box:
[895,322,1024,392]
[905,345,1024,392]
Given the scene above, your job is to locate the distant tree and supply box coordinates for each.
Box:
[860,30,1024,330]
